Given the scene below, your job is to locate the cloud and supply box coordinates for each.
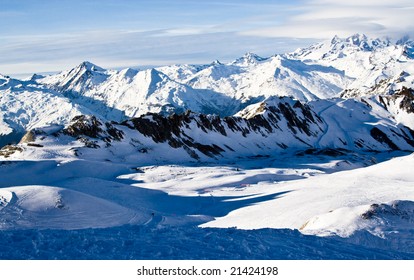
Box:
[3,0,412,76]
[151,26,219,37]
[240,0,414,39]
[0,29,312,77]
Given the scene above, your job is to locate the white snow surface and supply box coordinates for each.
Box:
[1,150,414,258]
[0,185,140,230]
[200,154,414,231]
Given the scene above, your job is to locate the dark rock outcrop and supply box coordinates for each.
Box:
[0,145,23,158]
[63,115,124,148]
[370,127,399,150]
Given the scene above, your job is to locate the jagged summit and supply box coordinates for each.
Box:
[332,33,390,47]
[341,33,390,51]
[210,59,223,66]
[29,74,46,81]
[232,52,267,66]
[396,35,413,45]
[291,34,391,61]
[118,67,139,79]
[77,61,106,72]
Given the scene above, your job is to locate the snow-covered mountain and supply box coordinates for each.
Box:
[3,34,414,260]
[40,62,241,119]
[3,91,414,164]
[32,34,413,120]
[1,34,414,149]
[289,33,414,97]
[0,74,94,147]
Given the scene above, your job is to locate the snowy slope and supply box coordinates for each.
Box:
[0,75,94,147]
[199,153,414,235]
[0,185,140,230]
[2,146,413,258]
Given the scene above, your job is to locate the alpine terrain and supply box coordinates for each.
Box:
[1,34,414,259]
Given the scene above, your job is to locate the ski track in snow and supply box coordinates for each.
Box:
[315,101,336,148]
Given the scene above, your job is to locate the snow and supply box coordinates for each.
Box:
[0,77,96,147]
[201,154,414,231]
[1,151,414,259]
[289,34,414,96]
[3,225,413,260]
[0,185,140,230]
[2,34,414,259]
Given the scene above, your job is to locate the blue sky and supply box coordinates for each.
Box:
[1,0,413,76]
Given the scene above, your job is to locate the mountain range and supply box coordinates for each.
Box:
[1,33,414,158]
[2,34,414,260]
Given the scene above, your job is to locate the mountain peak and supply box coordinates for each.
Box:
[29,73,46,81]
[232,52,266,66]
[210,60,223,66]
[78,61,105,72]
[330,34,390,51]
[346,33,368,45]
[119,67,139,79]
[397,35,414,46]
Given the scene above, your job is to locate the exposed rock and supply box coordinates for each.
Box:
[78,137,100,149]
[373,87,414,114]
[361,201,414,221]
[370,127,399,150]
[63,115,124,148]
[123,113,227,159]
[63,115,104,138]
[0,145,23,158]
[19,130,36,144]
[393,87,414,113]
[105,122,124,141]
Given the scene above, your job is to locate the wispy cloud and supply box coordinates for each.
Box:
[0,29,312,76]
[240,0,414,39]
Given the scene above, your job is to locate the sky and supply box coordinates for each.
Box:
[1,0,414,77]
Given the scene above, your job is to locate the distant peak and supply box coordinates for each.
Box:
[326,34,391,52]
[0,74,9,80]
[345,33,368,45]
[397,35,413,46]
[147,68,169,81]
[78,61,105,72]
[233,52,266,65]
[211,60,223,66]
[330,35,341,45]
[119,67,139,78]
[30,73,45,81]
[243,52,264,61]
